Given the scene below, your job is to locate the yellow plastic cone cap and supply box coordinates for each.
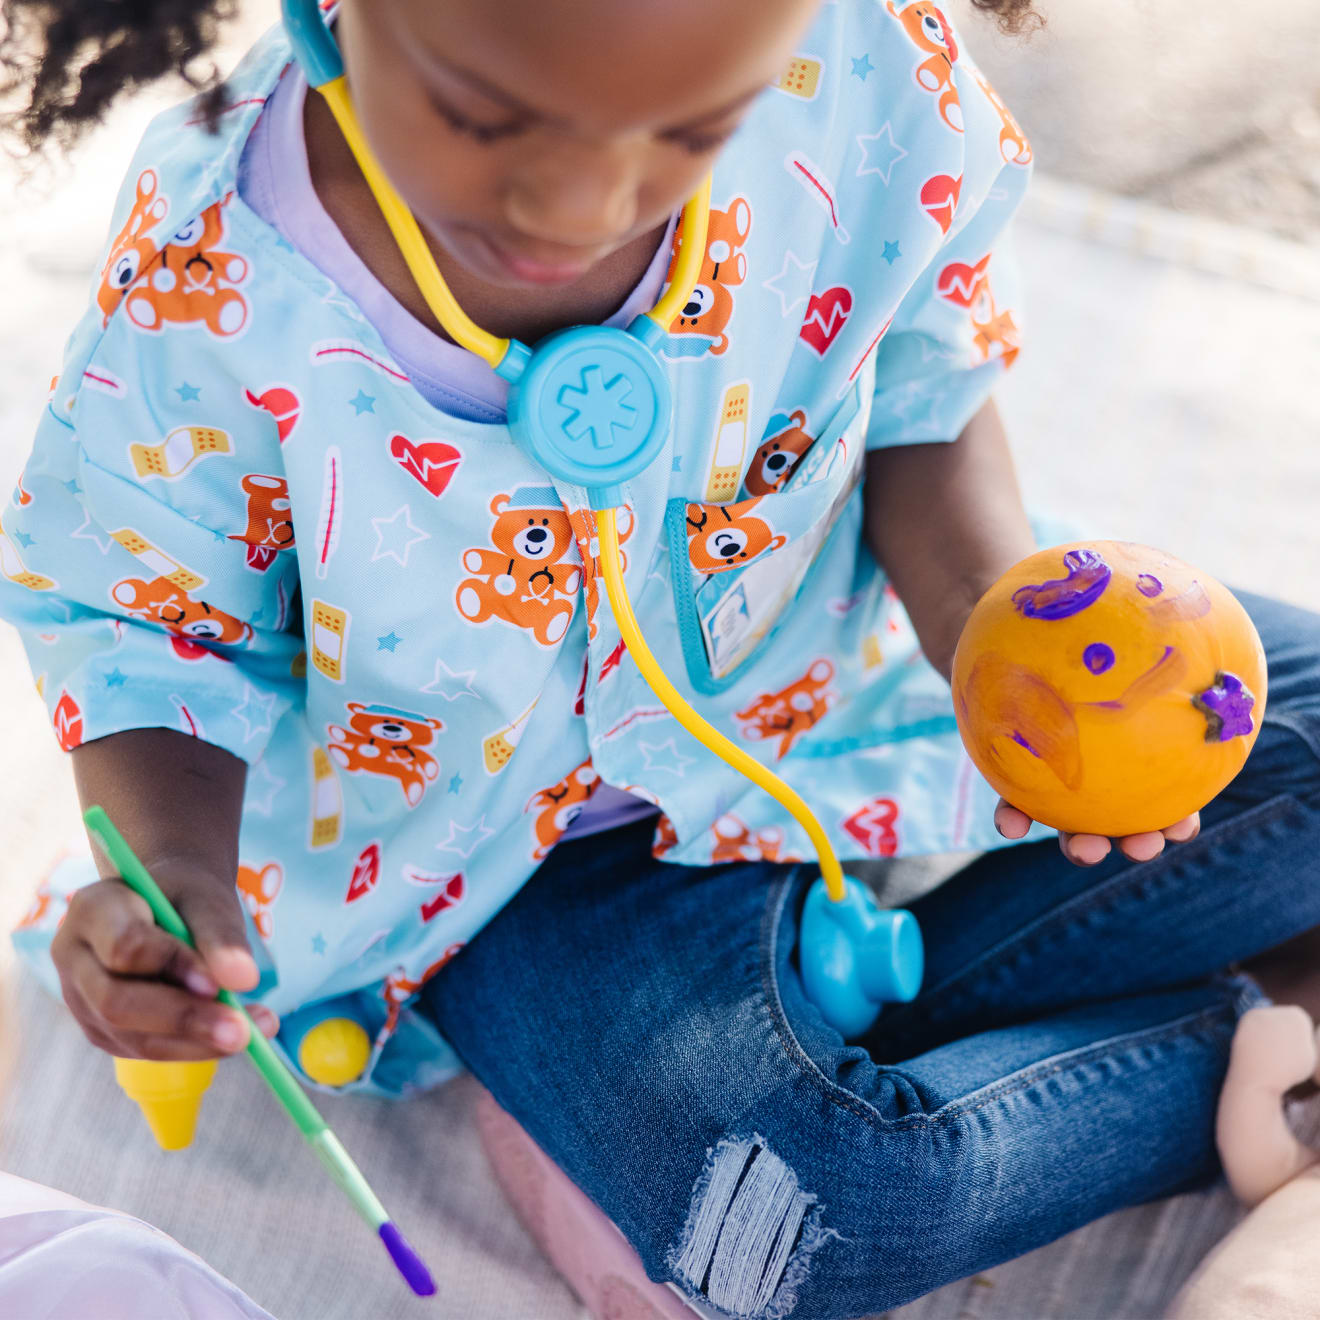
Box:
[297,1016,371,1087]
[113,1058,218,1151]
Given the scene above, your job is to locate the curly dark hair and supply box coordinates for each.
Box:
[0,0,1041,154]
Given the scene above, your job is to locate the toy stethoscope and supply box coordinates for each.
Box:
[282,0,923,1037]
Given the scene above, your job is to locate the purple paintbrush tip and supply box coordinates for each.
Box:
[379,1221,437,1296]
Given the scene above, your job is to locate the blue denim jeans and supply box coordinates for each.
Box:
[425,590,1320,1319]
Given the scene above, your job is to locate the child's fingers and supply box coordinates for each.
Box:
[67,880,217,996]
[170,879,260,994]
[1116,831,1166,863]
[1163,813,1200,844]
[994,799,1032,838]
[247,1004,280,1038]
[1058,832,1111,866]
[65,946,250,1054]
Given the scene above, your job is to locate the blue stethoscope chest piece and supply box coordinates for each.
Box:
[499,320,672,511]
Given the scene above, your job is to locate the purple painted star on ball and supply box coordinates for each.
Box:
[1193,671,1256,742]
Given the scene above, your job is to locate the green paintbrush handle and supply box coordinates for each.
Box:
[82,805,389,1228]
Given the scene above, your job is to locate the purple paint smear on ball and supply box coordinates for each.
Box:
[1136,574,1163,598]
[1193,672,1256,743]
[1083,643,1116,674]
[1012,549,1111,620]
[379,1222,437,1296]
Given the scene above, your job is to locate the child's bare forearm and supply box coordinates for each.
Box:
[862,398,1036,682]
[71,728,247,881]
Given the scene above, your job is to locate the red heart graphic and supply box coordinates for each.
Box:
[936,255,991,308]
[799,286,853,358]
[389,434,461,499]
[842,796,900,857]
[921,174,962,234]
[419,873,466,923]
[346,841,381,903]
[52,690,83,752]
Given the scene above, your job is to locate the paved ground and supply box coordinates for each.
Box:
[950,0,1320,245]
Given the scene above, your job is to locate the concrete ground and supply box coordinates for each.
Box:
[0,4,1317,1318]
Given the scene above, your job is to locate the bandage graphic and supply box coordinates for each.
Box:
[130,426,231,481]
[309,600,349,683]
[309,745,343,850]
[0,515,56,591]
[705,382,751,503]
[862,633,885,670]
[109,529,205,592]
[775,55,822,100]
[482,700,536,775]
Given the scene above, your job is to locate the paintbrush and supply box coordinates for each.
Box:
[83,805,436,1297]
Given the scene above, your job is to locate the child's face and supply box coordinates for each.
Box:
[336,0,822,289]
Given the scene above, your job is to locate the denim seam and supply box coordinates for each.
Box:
[907,790,1300,1016]
[923,999,1237,1122]
[759,869,1244,1134]
[1261,708,1320,788]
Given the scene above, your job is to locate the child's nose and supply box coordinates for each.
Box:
[504,151,639,249]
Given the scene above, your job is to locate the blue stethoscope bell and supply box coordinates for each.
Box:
[499,317,672,512]
[799,876,924,1038]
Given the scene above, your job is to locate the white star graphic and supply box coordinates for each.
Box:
[856,124,908,185]
[883,379,928,421]
[231,682,277,743]
[917,335,958,364]
[435,815,496,859]
[246,757,286,814]
[371,505,430,567]
[761,250,818,318]
[639,738,696,777]
[70,513,114,555]
[420,658,479,701]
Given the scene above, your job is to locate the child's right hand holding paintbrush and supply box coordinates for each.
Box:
[51,727,280,1060]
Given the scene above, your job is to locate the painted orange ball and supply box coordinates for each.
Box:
[951,542,1267,837]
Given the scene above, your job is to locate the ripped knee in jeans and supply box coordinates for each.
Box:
[666,1134,839,1318]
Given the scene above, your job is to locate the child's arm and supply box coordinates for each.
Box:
[51,727,275,1061]
[862,396,1036,683]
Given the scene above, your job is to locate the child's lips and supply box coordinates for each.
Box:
[474,232,600,286]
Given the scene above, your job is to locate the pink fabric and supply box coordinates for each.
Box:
[474,1088,695,1320]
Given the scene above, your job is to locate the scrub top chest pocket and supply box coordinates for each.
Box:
[667,383,868,690]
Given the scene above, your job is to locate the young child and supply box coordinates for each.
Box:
[3,0,1320,1315]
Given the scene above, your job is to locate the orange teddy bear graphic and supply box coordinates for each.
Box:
[236,861,283,940]
[886,1,962,133]
[456,487,581,647]
[566,504,634,641]
[744,410,816,497]
[327,701,443,807]
[97,168,170,326]
[665,197,752,358]
[735,658,836,759]
[686,496,787,575]
[973,70,1032,166]
[936,255,1020,367]
[526,760,602,861]
[97,169,251,336]
[229,474,295,572]
[110,576,252,646]
[381,945,464,1035]
[710,815,785,864]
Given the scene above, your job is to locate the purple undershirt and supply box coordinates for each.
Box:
[236,59,667,843]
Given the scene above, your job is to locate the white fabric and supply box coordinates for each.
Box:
[0,1173,274,1320]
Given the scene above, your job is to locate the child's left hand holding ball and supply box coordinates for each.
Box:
[993,797,1201,868]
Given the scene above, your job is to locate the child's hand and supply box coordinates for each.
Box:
[993,799,1201,867]
[50,861,279,1061]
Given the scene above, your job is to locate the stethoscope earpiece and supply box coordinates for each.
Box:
[799,877,924,1038]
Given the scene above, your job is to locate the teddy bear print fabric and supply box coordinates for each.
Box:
[3,5,1059,1095]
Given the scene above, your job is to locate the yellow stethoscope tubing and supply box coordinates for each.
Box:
[598,509,846,903]
[312,77,847,905]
